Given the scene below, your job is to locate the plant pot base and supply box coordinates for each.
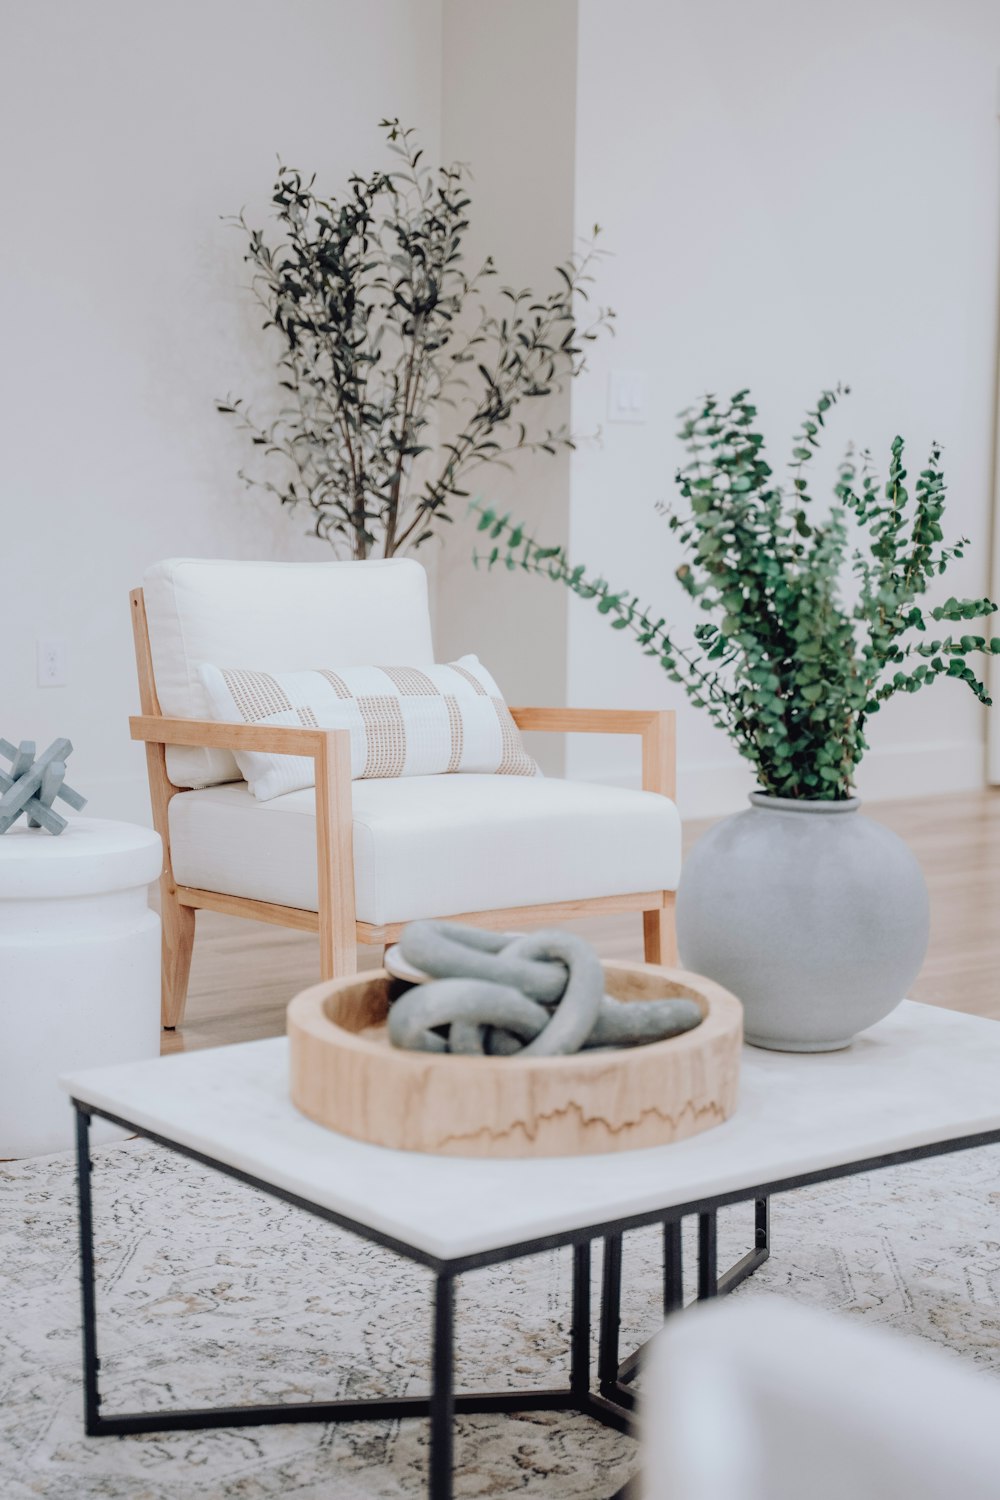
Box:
[745,1033,854,1054]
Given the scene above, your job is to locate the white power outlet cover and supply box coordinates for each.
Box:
[37,638,67,688]
[608,370,648,424]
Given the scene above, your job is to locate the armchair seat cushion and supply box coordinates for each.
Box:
[168,775,681,927]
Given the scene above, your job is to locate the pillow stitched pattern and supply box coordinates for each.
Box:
[198,656,538,801]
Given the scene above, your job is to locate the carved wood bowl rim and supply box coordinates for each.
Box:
[288,961,742,1073]
[287,962,743,1158]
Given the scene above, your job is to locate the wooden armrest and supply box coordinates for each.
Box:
[129,715,348,758]
[130,714,355,978]
[510,707,666,735]
[510,707,676,800]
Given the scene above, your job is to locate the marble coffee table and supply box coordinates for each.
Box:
[63,1000,1000,1500]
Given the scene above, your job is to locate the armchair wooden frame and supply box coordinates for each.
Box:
[130,589,677,1030]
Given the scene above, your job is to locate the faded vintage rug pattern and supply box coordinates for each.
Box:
[3,1137,1000,1498]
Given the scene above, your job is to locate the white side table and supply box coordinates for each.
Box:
[0,817,162,1157]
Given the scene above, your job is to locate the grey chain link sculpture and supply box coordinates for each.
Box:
[0,739,87,835]
[387,921,703,1057]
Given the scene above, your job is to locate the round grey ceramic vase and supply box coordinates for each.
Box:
[676,793,929,1052]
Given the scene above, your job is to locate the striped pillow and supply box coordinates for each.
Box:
[198,656,538,801]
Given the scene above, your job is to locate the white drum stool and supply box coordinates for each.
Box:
[0,817,162,1156]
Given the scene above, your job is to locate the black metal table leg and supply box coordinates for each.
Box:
[757,1195,770,1255]
[663,1218,683,1315]
[576,1236,633,1436]
[571,1241,592,1397]
[615,1215,684,1389]
[72,1112,627,1496]
[429,1272,455,1500]
[598,1234,623,1399]
[75,1104,101,1436]
[717,1195,770,1295]
[697,1210,718,1299]
[72,1095,784,1490]
[610,1197,772,1400]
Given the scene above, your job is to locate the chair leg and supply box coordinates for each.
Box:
[160,884,195,1030]
[319,941,359,980]
[643,893,678,966]
[319,908,359,981]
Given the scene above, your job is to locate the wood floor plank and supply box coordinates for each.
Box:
[161,789,1000,1055]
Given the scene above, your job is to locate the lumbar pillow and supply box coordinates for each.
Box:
[197,656,538,801]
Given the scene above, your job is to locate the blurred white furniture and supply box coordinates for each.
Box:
[0,817,160,1156]
[129,557,682,1028]
[644,1297,1000,1500]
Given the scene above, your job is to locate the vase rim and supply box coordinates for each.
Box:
[749,791,860,814]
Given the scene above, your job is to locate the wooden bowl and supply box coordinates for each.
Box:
[287,962,742,1158]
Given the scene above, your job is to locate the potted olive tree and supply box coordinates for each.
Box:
[218,121,611,560]
[477,388,999,1050]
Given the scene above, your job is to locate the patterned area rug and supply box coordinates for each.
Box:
[3,1137,1000,1498]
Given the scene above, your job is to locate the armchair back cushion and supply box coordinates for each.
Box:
[142,558,434,789]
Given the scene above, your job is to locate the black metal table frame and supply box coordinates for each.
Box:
[73,1099,1000,1500]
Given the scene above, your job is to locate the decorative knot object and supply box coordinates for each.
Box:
[0,739,87,836]
[387,921,703,1057]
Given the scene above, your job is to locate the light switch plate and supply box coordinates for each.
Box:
[608,369,648,424]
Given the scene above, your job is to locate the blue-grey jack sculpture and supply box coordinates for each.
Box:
[0,739,87,835]
[388,920,703,1056]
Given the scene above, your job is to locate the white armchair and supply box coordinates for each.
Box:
[129,558,681,1029]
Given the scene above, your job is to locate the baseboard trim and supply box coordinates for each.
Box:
[855,738,985,805]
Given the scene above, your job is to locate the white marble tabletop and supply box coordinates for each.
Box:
[61,1001,1000,1263]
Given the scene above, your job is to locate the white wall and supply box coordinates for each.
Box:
[7,0,998,822]
[567,0,1000,814]
[435,0,578,774]
[0,0,442,821]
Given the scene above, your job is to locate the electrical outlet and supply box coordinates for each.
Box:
[608,370,648,424]
[37,638,67,687]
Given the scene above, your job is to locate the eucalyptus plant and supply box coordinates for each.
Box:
[218,120,612,559]
[476,388,999,800]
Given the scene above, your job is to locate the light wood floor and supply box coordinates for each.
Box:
[162,789,1000,1055]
